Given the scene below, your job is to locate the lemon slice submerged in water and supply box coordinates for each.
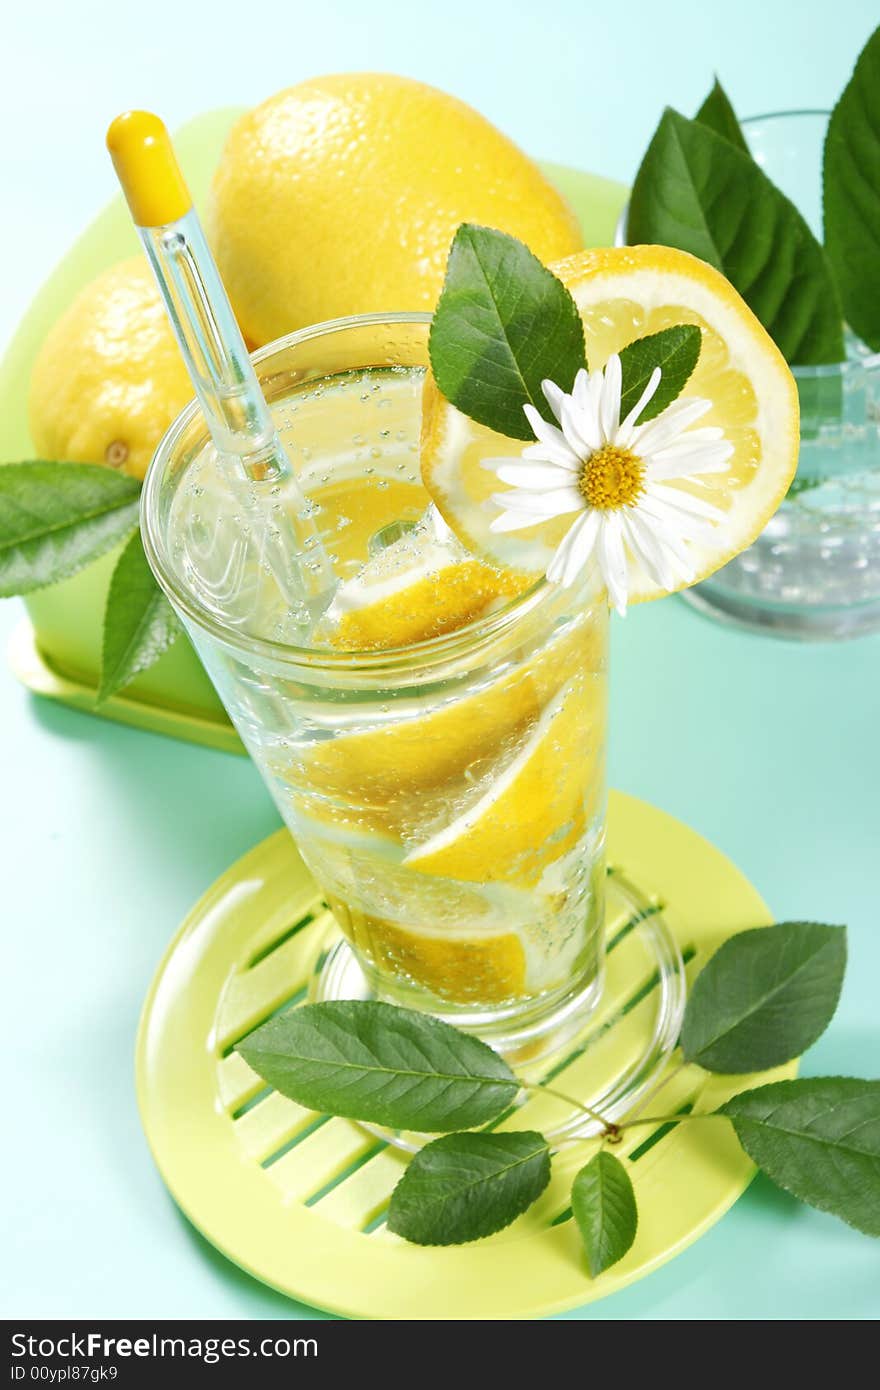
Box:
[405,679,599,887]
[317,515,526,652]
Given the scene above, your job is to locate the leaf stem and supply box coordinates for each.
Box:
[520,1080,620,1139]
[616,1110,723,1132]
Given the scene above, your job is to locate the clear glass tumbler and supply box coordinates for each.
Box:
[681,111,880,639]
[142,314,608,1060]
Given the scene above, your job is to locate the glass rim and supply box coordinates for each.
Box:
[741,107,831,125]
[141,310,557,676]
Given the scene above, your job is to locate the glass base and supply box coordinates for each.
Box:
[310,869,686,1150]
[681,581,880,640]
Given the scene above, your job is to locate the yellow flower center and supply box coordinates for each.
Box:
[578,444,645,510]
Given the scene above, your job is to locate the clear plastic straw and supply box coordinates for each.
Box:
[107,112,334,624]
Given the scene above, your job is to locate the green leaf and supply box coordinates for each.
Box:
[695,78,749,153]
[823,24,880,350]
[681,921,846,1073]
[571,1151,638,1277]
[429,223,586,440]
[0,461,140,597]
[99,530,180,702]
[618,325,702,423]
[387,1130,551,1245]
[628,108,844,365]
[720,1077,880,1235]
[237,1000,518,1132]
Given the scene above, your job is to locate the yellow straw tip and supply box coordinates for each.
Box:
[106,110,192,228]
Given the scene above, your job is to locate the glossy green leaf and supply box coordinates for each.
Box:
[388,1130,551,1245]
[237,1000,519,1132]
[618,325,702,423]
[571,1150,638,1277]
[681,921,846,1073]
[628,108,844,365]
[823,24,880,350]
[695,78,749,152]
[720,1077,880,1235]
[0,460,140,597]
[429,223,586,440]
[99,530,180,701]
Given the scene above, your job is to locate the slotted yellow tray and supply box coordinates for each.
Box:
[136,792,795,1319]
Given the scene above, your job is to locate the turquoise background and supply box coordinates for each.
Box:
[1,0,878,1320]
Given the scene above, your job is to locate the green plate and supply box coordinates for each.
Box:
[137,792,796,1319]
[0,110,628,752]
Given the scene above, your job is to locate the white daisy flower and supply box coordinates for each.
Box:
[483,355,734,615]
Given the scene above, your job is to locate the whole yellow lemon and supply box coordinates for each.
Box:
[29,257,193,481]
[206,73,583,346]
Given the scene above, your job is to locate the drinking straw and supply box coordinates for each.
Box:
[106,111,333,617]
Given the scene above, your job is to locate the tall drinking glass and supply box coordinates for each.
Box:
[142,314,608,1060]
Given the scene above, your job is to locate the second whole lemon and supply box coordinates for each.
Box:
[29,257,193,481]
[206,73,583,346]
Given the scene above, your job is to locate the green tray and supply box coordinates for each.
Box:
[0,109,628,752]
[137,792,796,1319]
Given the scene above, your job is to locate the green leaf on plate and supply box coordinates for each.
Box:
[387,1130,551,1245]
[681,921,846,1073]
[237,1000,519,1133]
[823,24,880,350]
[429,223,586,440]
[0,460,140,597]
[98,529,180,702]
[571,1150,638,1277]
[695,78,749,153]
[720,1077,880,1235]
[618,324,702,423]
[628,108,844,365]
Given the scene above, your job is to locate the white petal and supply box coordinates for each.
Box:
[629,500,699,577]
[490,460,583,490]
[481,455,529,472]
[632,396,712,453]
[520,440,583,469]
[541,379,566,423]
[567,368,603,450]
[621,510,674,590]
[654,425,727,448]
[617,365,662,444]
[646,441,733,482]
[548,510,600,587]
[599,354,622,443]
[561,394,600,456]
[626,509,691,587]
[578,368,604,427]
[523,403,571,455]
[597,511,629,615]
[649,482,726,522]
[491,486,583,518]
[637,493,718,546]
[571,367,590,411]
[648,435,733,466]
[490,509,547,533]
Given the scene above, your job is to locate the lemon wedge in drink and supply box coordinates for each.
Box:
[334,906,528,1005]
[421,245,799,596]
[405,679,599,886]
[317,516,526,652]
[295,610,604,824]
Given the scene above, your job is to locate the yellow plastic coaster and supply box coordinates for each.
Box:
[136,792,794,1319]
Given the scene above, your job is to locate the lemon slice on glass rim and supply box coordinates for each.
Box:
[421,244,800,603]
